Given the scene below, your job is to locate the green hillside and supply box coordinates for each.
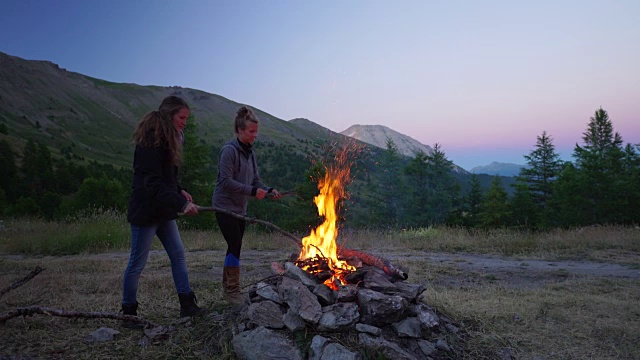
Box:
[0,51,520,230]
[0,52,351,169]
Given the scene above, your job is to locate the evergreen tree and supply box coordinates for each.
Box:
[478,176,510,228]
[282,162,325,232]
[404,144,459,227]
[40,192,62,220]
[37,142,56,194]
[54,159,77,195]
[72,177,127,212]
[463,174,484,228]
[620,144,640,223]
[9,196,40,217]
[365,138,406,228]
[0,140,18,202]
[517,131,563,227]
[178,114,215,229]
[181,115,213,201]
[404,150,432,226]
[20,138,40,198]
[426,144,460,225]
[572,108,626,224]
[509,182,538,228]
[551,163,590,226]
[0,188,7,215]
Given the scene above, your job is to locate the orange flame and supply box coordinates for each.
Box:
[298,144,357,289]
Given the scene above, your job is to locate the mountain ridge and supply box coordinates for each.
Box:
[339,124,468,173]
[0,51,359,168]
[470,161,525,177]
[0,51,513,197]
[340,124,433,157]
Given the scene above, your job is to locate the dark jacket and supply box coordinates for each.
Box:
[127,134,188,226]
[212,138,268,215]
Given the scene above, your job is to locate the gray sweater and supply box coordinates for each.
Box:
[212,139,268,215]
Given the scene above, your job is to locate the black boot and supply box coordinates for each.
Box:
[178,291,206,317]
[121,302,144,329]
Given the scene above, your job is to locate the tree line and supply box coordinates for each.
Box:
[356,107,639,229]
[0,108,638,231]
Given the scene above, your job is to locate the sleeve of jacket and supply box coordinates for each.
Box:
[137,145,188,211]
[218,145,254,195]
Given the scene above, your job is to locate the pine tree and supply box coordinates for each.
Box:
[509,182,538,228]
[366,138,406,228]
[478,176,510,228]
[404,150,432,226]
[572,108,626,224]
[73,177,127,212]
[551,163,590,226]
[517,131,563,227]
[180,114,215,229]
[37,142,55,194]
[283,162,325,232]
[0,140,18,202]
[20,138,39,198]
[426,144,460,225]
[620,144,640,223]
[54,159,77,195]
[463,174,484,228]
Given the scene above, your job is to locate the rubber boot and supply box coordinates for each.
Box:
[222,266,245,306]
[121,302,144,329]
[178,291,206,317]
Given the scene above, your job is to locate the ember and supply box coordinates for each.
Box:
[297,145,356,289]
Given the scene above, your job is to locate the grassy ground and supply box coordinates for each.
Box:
[1,214,639,359]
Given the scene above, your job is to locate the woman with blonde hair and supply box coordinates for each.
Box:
[212,106,281,305]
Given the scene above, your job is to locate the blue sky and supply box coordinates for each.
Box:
[1,0,639,170]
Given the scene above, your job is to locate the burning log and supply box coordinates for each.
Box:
[338,248,408,281]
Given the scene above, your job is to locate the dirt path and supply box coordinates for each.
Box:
[4,250,638,290]
[406,251,640,289]
[233,250,640,289]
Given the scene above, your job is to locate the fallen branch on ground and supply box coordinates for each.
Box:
[0,306,160,327]
[0,266,45,298]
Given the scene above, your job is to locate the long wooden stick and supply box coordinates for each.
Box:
[197,205,303,247]
[197,206,408,280]
[0,266,45,298]
[0,306,161,327]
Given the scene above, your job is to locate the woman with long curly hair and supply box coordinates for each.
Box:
[122,95,204,326]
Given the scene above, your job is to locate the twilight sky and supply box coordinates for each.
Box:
[1,0,639,170]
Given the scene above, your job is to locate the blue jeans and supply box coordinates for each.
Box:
[122,220,191,305]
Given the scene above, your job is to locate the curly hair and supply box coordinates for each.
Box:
[133,96,189,165]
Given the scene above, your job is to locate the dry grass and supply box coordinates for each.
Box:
[1,216,639,359]
[425,279,640,359]
[341,225,640,264]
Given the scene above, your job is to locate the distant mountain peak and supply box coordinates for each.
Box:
[470,162,525,177]
[340,124,433,158]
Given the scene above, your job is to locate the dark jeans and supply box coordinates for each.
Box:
[122,220,191,305]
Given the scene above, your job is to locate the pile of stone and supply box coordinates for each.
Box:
[230,262,462,360]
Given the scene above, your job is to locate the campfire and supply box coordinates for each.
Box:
[231,144,460,360]
[295,150,355,290]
